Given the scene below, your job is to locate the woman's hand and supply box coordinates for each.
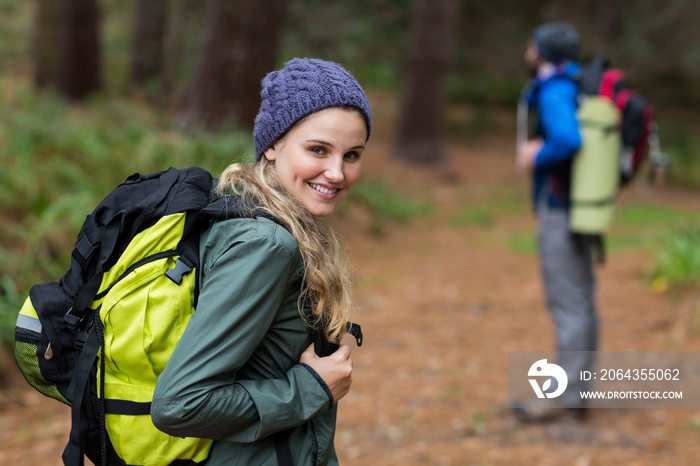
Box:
[300,343,353,403]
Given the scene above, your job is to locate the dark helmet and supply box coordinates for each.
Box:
[532,21,580,64]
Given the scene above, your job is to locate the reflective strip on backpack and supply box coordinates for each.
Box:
[16,313,42,334]
[17,297,42,334]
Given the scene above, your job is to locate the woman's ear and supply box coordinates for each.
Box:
[263,145,277,162]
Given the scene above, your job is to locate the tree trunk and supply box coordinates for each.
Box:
[32,0,59,89]
[393,0,459,165]
[55,0,102,101]
[130,0,168,87]
[174,0,289,132]
[161,0,190,104]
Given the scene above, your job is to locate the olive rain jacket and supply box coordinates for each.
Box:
[151,216,339,466]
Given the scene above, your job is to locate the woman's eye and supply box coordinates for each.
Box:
[310,147,325,155]
[344,151,361,161]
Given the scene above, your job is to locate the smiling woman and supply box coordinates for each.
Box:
[151,58,372,466]
[263,107,366,217]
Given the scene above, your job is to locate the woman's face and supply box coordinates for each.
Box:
[263,107,367,217]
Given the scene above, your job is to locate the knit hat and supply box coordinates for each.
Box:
[532,22,580,65]
[253,58,372,161]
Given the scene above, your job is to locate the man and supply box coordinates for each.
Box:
[514,21,597,422]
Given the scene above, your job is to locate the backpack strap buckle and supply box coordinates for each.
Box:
[346,322,363,347]
[63,307,84,328]
[165,257,194,285]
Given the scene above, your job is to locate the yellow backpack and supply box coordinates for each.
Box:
[15,168,214,466]
[15,167,363,466]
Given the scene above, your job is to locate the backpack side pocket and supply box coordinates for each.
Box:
[14,297,70,405]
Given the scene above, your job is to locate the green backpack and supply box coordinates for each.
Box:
[569,95,622,235]
[15,167,216,466]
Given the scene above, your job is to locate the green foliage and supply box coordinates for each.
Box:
[656,115,700,189]
[0,83,251,348]
[507,232,537,255]
[345,179,428,235]
[0,276,21,352]
[616,203,688,227]
[650,225,700,290]
[505,202,697,256]
[470,411,488,436]
[612,202,691,251]
[0,0,31,67]
[450,206,494,228]
[596,203,695,253]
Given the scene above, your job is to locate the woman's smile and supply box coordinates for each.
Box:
[263,107,367,217]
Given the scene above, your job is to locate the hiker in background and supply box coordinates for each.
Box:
[151,58,371,465]
[513,21,597,422]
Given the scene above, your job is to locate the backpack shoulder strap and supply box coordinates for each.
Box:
[62,321,102,466]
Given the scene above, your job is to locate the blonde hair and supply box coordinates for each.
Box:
[216,159,354,343]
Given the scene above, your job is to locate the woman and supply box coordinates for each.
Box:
[151,58,371,465]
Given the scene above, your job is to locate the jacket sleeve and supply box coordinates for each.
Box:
[151,221,332,442]
[534,80,582,168]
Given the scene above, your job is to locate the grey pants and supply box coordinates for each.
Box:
[537,206,598,407]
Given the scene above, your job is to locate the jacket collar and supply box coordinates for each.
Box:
[526,61,581,105]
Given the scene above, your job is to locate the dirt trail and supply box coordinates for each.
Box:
[2,120,700,465]
[331,133,700,466]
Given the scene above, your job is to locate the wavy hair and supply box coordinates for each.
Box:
[215,158,354,343]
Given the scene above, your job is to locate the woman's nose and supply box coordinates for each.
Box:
[324,156,344,183]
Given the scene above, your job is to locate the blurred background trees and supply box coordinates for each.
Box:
[1,0,699,342]
[129,0,167,87]
[33,0,102,99]
[174,0,289,131]
[21,0,700,160]
[6,0,699,211]
[24,0,700,106]
[392,0,458,165]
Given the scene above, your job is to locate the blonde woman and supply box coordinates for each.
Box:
[151,58,371,466]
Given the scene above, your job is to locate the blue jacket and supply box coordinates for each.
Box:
[526,62,582,210]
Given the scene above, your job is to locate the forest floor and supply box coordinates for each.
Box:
[2,99,700,465]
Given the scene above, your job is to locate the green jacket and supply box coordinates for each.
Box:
[151,217,339,466]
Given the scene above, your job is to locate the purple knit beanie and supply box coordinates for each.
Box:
[253,58,372,161]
